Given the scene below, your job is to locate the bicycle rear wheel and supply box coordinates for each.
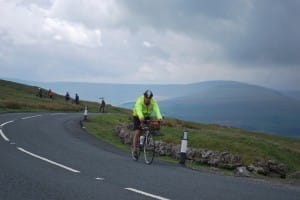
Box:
[143,133,155,164]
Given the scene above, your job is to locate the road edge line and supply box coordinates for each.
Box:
[17,147,81,173]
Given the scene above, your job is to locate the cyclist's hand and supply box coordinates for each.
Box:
[139,118,145,129]
[158,119,163,126]
[140,117,145,125]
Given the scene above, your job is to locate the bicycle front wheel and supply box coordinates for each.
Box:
[143,133,155,164]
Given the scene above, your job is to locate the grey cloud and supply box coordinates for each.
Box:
[118,0,300,66]
[228,0,300,66]
[117,0,248,35]
[0,40,122,81]
[1,0,299,89]
[18,0,54,8]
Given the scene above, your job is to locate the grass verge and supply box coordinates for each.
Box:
[0,79,101,113]
[83,113,300,185]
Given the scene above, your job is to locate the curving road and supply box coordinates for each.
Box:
[0,113,299,200]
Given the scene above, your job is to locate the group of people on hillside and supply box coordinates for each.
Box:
[37,88,54,99]
[65,92,80,104]
[36,88,81,105]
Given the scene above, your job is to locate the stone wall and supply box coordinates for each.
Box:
[114,123,287,178]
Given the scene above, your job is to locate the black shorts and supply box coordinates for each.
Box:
[133,116,150,130]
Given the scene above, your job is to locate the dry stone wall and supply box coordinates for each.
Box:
[114,123,287,178]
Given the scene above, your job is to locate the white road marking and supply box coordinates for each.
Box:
[0,120,14,127]
[21,115,42,120]
[95,177,105,181]
[125,188,170,200]
[0,120,15,141]
[0,129,9,142]
[17,147,81,173]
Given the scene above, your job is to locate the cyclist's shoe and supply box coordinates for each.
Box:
[131,150,138,161]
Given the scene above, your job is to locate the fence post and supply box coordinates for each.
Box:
[83,105,88,120]
[179,130,188,165]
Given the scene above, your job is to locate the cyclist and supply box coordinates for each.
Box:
[132,90,163,160]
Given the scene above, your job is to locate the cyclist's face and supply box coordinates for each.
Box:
[144,97,151,105]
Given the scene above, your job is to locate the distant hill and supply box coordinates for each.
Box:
[3,78,300,137]
[158,81,300,137]
[0,79,93,112]
[120,81,300,137]
[0,79,128,114]
[4,79,234,105]
[280,90,300,101]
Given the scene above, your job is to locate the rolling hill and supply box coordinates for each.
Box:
[0,79,101,113]
[159,82,300,137]
[2,78,300,137]
[121,81,300,137]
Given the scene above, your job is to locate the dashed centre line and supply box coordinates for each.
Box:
[21,114,42,120]
[125,188,170,200]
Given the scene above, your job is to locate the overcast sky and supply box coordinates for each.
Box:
[0,0,299,90]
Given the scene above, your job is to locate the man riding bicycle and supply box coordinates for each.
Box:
[132,90,163,160]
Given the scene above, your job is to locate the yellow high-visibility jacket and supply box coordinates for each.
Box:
[133,95,163,120]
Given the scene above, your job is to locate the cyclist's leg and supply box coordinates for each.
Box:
[132,116,141,158]
[132,130,140,151]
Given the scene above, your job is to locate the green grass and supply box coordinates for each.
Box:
[158,119,300,172]
[84,113,131,151]
[83,114,300,178]
[0,79,100,112]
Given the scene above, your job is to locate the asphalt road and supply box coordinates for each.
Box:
[0,113,299,200]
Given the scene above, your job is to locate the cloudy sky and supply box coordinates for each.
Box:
[0,0,299,90]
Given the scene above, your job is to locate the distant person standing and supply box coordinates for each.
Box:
[48,89,54,99]
[65,92,70,102]
[37,88,43,98]
[75,93,79,104]
[99,99,106,113]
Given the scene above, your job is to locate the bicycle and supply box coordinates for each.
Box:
[131,120,161,164]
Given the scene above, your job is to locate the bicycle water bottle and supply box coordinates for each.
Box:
[140,135,145,145]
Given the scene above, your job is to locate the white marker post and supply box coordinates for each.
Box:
[84,105,88,120]
[179,130,188,165]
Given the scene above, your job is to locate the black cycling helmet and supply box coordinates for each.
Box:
[144,90,153,99]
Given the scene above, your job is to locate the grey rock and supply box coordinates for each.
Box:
[235,166,250,177]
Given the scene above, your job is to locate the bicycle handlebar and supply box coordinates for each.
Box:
[140,119,162,130]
